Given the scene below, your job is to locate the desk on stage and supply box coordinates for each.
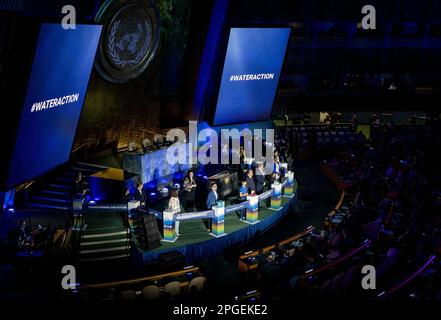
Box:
[208,171,238,197]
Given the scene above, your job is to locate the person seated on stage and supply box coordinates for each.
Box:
[239,180,248,220]
[205,182,219,232]
[245,169,256,195]
[255,163,267,195]
[168,188,182,236]
[183,171,197,212]
[133,182,146,207]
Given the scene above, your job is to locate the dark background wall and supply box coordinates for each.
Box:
[2,0,441,159]
[0,0,211,154]
[74,0,199,152]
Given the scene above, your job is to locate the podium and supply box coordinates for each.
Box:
[270,183,282,210]
[72,196,83,231]
[128,200,140,211]
[72,197,83,211]
[244,194,259,224]
[284,171,295,197]
[210,201,226,238]
[162,209,178,242]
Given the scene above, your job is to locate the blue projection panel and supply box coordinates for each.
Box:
[213,28,290,126]
[7,23,102,188]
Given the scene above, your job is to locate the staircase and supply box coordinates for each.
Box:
[79,211,131,263]
[24,162,108,211]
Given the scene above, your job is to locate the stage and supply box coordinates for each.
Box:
[141,194,298,264]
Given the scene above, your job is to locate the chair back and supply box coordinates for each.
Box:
[164,281,181,296]
[120,289,137,300]
[142,285,160,300]
[188,276,206,292]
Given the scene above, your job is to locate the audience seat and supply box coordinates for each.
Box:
[142,285,160,300]
[189,276,206,292]
[164,281,181,297]
[342,265,361,290]
[120,289,137,300]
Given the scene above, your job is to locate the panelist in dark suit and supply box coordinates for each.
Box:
[133,182,146,206]
[73,172,89,201]
[183,171,197,211]
[255,163,266,194]
[205,182,219,232]
[245,169,256,195]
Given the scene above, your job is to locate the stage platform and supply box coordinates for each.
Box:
[141,194,298,264]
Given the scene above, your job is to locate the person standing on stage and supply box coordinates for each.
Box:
[255,163,266,195]
[168,188,182,236]
[183,171,197,212]
[133,182,146,207]
[73,172,89,203]
[270,172,280,184]
[205,182,219,232]
[245,169,256,195]
[239,180,248,220]
[273,155,281,175]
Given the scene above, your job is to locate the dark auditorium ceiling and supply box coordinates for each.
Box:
[224,0,441,110]
[1,0,441,111]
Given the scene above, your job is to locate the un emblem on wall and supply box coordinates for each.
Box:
[95,0,160,83]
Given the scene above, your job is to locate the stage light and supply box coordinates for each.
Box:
[150,192,156,196]
[7,208,14,213]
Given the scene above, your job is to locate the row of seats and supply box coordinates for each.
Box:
[238,226,315,273]
[293,124,353,132]
[292,124,359,149]
[120,276,206,300]
[79,266,206,301]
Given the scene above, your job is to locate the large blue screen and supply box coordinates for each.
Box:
[213,28,291,126]
[7,23,102,188]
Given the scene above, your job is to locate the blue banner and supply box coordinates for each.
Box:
[213,28,291,125]
[7,24,102,188]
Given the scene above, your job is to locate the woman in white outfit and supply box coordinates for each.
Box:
[168,188,182,236]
